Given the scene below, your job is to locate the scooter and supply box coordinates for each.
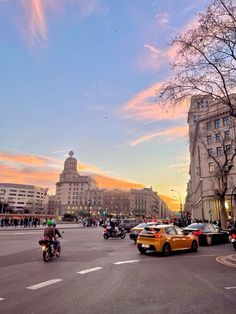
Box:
[38,237,61,262]
[103,226,126,239]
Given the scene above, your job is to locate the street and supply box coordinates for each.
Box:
[0,227,236,314]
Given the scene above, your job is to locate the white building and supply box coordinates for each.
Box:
[0,183,49,213]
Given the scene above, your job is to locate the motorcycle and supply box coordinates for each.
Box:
[38,237,61,262]
[103,225,126,240]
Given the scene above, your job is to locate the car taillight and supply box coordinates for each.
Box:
[232,233,236,239]
[155,233,162,239]
[193,230,201,236]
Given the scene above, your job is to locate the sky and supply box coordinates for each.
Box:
[0,0,210,210]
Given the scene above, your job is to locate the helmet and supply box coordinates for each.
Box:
[47,220,53,226]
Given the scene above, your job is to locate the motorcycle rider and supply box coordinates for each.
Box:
[43,220,61,255]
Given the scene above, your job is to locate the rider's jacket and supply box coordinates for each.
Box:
[44,226,56,241]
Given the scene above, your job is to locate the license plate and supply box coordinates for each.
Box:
[141,244,150,248]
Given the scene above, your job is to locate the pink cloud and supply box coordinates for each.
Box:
[122,82,187,122]
[130,125,188,146]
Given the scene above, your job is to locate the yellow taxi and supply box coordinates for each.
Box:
[137,224,199,256]
[129,222,161,243]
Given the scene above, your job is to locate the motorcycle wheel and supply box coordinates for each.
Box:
[233,242,236,250]
[103,233,109,240]
[43,250,50,262]
[120,233,126,239]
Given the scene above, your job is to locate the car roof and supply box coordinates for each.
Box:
[146,224,173,229]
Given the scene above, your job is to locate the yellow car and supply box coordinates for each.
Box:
[137,224,199,256]
[130,222,161,243]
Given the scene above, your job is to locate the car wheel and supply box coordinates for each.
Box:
[206,235,212,246]
[191,240,198,252]
[138,246,147,254]
[162,243,171,256]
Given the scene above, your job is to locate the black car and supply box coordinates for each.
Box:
[183,223,229,246]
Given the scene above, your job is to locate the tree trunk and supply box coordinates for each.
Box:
[219,198,227,230]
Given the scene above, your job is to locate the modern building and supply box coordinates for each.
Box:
[0,183,49,213]
[187,95,236,222]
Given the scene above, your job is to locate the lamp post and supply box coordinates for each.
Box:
[171,189,183,225]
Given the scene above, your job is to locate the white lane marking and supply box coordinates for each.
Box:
[225,286,236,290]
[0,298,5,301]
[114,260,140,265]
[77,267,102,274]
[26,279,63,290]
[14,232,41,235]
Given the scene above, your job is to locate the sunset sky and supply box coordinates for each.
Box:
[0,0,210,210]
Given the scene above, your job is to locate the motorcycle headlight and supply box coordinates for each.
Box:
[41,245,46,251]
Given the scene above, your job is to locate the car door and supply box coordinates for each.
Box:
[165,227,179,250]
[174,226,191,249]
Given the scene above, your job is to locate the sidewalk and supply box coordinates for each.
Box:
[0,223,88,231]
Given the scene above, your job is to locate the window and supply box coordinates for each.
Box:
[165,227,177,235]
[225,145,231,155]
[215,133,221,142]
[223,117,230,126]
[209,163,215,172]
[215,119,220,129]
[216,146,222,156]
[208,149,213,157]
[207,136,212,145]
[224,130,230,140]
[206,122,212,131]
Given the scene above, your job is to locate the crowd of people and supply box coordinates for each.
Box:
[0,216,41,228]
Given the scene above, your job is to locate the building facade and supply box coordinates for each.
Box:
[54,151,170,218]
[187,95,236,222]
[0,183,49,213]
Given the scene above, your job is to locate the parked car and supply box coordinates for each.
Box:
[137,224,199,256]
[121,218,138,232]
[129,222,161,243]
[183,223,229,246]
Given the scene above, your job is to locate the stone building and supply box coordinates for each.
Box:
[54,151,169,218]
[187,95,236,222]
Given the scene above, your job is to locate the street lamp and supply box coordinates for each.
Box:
[170,189,184,225]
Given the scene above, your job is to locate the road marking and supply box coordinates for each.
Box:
[0,298,5,301]
[216,256,236,268]
[114,260,140,265]
[26,279,63,290]
[14,232,41,235]
[77,267,103,274]
[224,286,236,290]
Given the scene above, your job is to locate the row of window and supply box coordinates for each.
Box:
[207,130,230,144]
[206,117,230,131]
[208,145,232,157]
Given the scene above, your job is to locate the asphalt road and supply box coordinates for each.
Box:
[0,227,235,314]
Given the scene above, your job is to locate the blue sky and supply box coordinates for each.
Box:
[0,0,210,209]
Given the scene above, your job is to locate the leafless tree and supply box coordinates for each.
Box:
[157,0,236,116]
[198,122,236,228]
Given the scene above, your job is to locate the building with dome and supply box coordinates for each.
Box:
[54,151,170,218]
[55,151,101,215]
